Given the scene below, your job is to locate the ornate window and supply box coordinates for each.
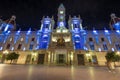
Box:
[17,44,22,50]
[6,44,10,49]
[103,44,108,50]
[115,44,120,50]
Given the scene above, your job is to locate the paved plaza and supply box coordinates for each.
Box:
[0,64,120,80]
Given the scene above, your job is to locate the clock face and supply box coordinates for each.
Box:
[59,22,64,27]
[60,11,64,14]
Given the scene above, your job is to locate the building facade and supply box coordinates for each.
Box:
[0,4,120,66]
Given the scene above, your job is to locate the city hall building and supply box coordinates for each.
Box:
[0,4,120,66]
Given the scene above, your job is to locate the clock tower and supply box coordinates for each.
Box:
[57,4,66,29]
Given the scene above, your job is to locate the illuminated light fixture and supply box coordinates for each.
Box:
[56,29,61,33]
[104,29,110,35]
[116,30,120,33]
[86,53,91,57]
[93,30,98,34]
[10,38,12,41]
[7,31,11,34]
[11,47,14,51]
[60,11,63,14]
[16,29,21,35]
[0,47,3,50]
[27,28,31,35]
[112,48,115,51]
[105,30,108,33]
[98,48,101,52]
[84,46,88,50]
[23,47,26,51]
[3,50,9,54]
[116,51,120,55]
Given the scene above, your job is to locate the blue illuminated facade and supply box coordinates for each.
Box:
[38,17,53,49]
[1,4,120,66]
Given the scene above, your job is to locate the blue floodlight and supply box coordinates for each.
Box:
[27,28,31,35]
[116,30,120,33]
[16,29,21,35]
[11,47,14,51]
[112,48,114,51]
[23,47,26,51]
[105,30,108,33]
[84,46,88,50]
[93,30,98,34]
[7,31,11,34]
[0,47,3,50]
[98,48,101,52]
[104,29,110,35]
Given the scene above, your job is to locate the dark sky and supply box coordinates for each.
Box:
[0,0,120,30]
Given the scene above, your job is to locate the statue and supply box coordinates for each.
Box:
[57,36,65,46]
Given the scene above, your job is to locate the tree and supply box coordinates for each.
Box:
[105,51,115,62]
[105,51,116,70]
[6,52,19,64]
[105,51,120,70]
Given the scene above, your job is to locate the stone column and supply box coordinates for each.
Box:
[73,51,78,66]
[66,50,69,65]
[45,52,48,65]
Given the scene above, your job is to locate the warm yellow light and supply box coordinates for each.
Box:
[86,53,91,57]
[116,51,120,55]
[3,50,9,54]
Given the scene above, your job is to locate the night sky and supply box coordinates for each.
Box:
[0,0,120,30]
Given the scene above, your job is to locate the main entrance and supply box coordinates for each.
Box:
[55,49,67,64]
[77,54,84,65]
[58,54,65,64]
[37,54,45,64]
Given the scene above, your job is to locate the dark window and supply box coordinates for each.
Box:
[18,44,22,50]
[29,44,33,50]
[103,44,108,50]
[6,44,10,49]
[31,38,35,41]
[90,44,94,50]
[45,24,49,28]
[74,24,79,28]
[89,37,93,41]
[115,44,120,50]
[101,38,104,42]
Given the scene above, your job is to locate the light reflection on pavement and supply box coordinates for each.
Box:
[0,64,120,80]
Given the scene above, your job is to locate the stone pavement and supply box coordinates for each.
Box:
[0,64,120,80]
